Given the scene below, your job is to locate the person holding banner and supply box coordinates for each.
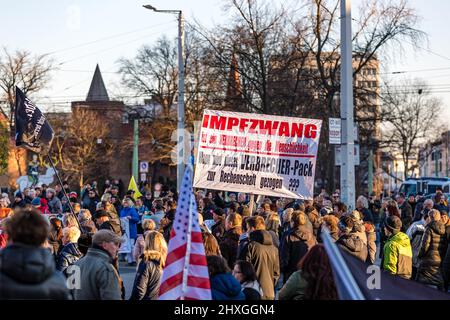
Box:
[119,198,140,266]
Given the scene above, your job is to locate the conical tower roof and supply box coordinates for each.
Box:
[86,64,109,102]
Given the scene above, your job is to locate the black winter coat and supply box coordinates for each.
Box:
[237,234,250,261]
[85,197,100,216]
[417,221,447,288]
[219,227,241,269]
[211,219,225,240]
[399,202,413,232]
[56,242,83,275]
[357,207,374,223]
[442,225,450,290]
[280,226,316,282]
[129,254,162,300]
[413,201,424,222]
[0,244,70,299]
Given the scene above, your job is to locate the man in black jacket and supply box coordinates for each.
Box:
[0,207,70,299]
[211,208,226,240]
[397,193,413,232]
[219,213,242,269]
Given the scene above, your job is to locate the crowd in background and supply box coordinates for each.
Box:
[0,180,449,300]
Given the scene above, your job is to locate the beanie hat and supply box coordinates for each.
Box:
[385,215,402,234]
[31,198,41,206]
[15,191,23,199]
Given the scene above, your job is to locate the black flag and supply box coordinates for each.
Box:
[14,87,54,154]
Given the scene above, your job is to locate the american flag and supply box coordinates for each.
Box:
[158,166,212,300]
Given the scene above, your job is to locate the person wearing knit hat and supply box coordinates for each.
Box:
[46,188,62,215]
[385,215,402,234]
[12,191,26,209]
[31,197,42,207]
[382,215,413,279]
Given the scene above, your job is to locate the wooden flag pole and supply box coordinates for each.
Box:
[46,153,84,233]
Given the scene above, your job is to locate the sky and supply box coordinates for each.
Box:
[1,0,449,129]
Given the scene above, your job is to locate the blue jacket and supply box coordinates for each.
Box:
[120,207,140,239]
[210,273,245,300]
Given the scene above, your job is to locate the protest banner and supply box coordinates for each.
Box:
[193,110,322,199]
[118,217,131,254]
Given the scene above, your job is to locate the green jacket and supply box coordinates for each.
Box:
[382,232,413,279]
[278,270,308,300]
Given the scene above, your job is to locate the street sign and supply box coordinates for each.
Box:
[139,161,149,173]
[353,123,358,142]
[329,119,357,143]
[335,144,360,166]
[140,173,147,182]
[329,118,341,144]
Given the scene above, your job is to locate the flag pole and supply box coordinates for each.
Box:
[181,166,194,300]
[321,227,364,300]
[46,153,84,233]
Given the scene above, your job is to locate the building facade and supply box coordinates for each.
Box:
[418,130,450,178]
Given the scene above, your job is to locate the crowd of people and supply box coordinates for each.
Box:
[0,180,449,300]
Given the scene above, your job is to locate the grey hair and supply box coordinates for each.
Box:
[78,209,92,222]
[356,195,369,209]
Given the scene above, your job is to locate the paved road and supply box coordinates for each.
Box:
[119,261,137,299]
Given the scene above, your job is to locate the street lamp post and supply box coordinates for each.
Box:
[340,0,356,209]
[143,5,185,192]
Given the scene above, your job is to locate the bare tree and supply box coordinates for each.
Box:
[192,0,424,191]
[0,48,54,132]
[61,108,113,188]
[118,37,178,118]
[193,0,307,115]
[381,79,441,180]
[296,0,425,191]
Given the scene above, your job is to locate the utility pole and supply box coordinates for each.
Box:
[143,4,185,192]
[132,119,139,180]
[177,11,186,191]
[368,150,373,195]
[340,0,355,209]
[434,147,439,177]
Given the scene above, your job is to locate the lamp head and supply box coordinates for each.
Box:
[143,4,157,11]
